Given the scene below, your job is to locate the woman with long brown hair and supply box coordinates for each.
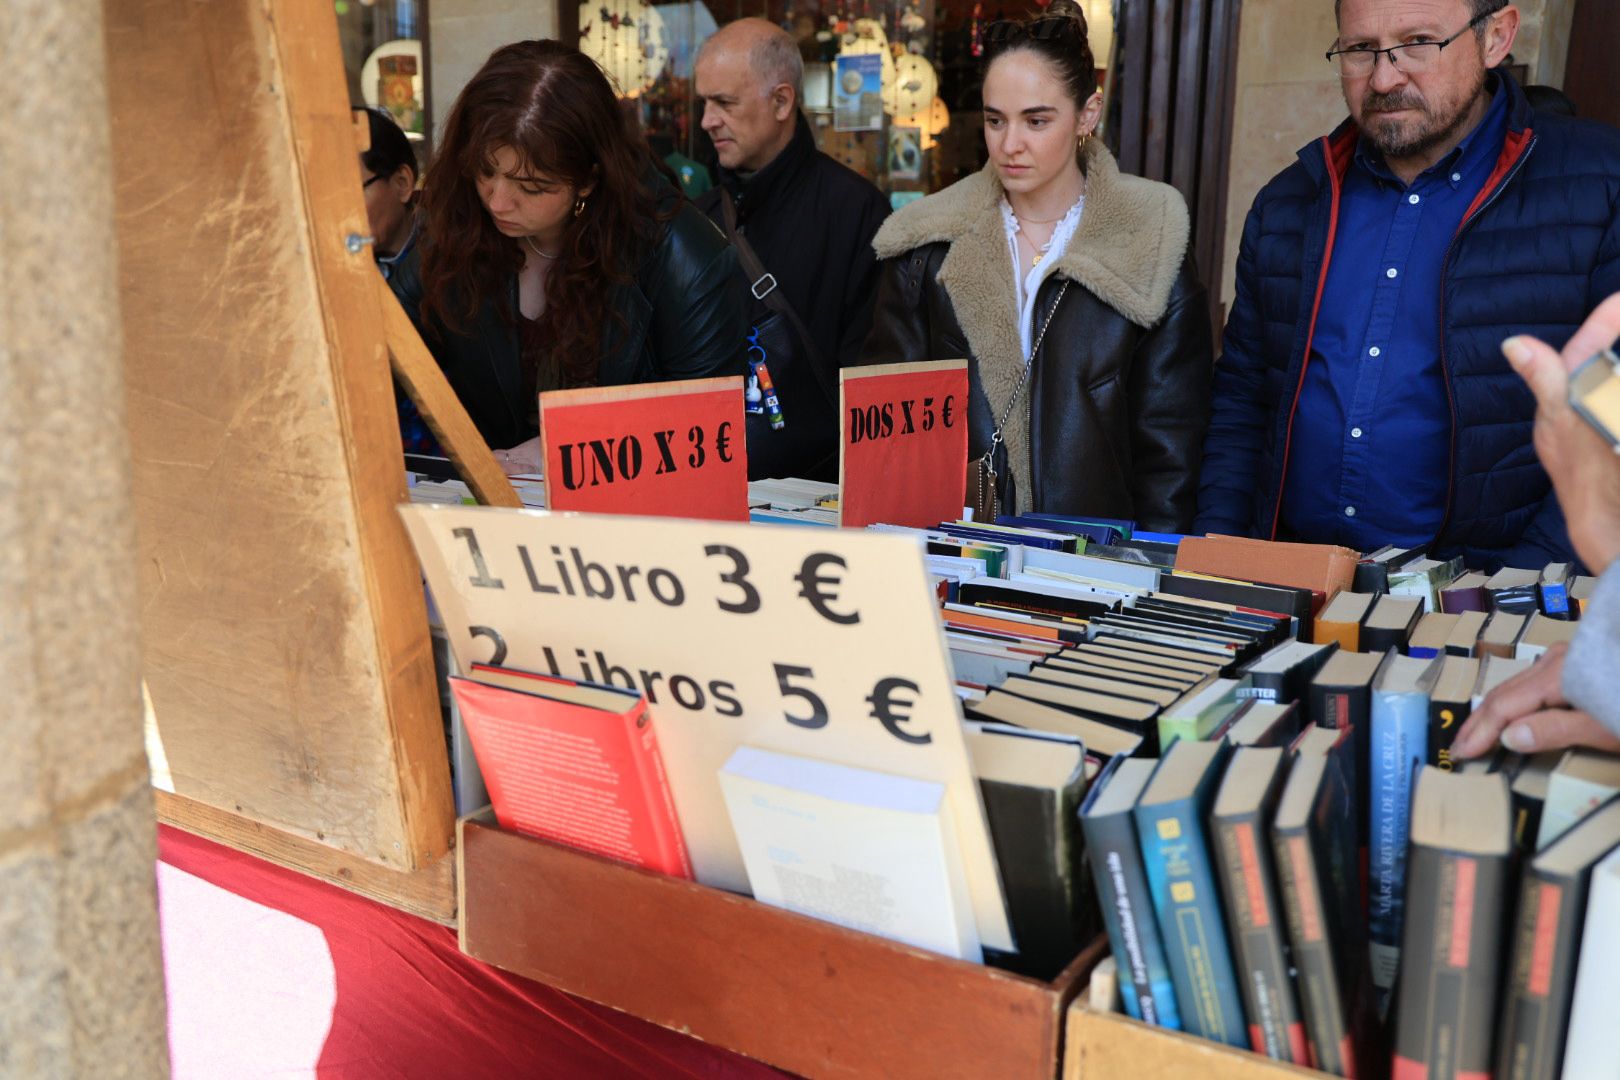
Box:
[391,40,746,472]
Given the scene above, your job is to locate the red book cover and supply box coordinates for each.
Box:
[451,667,693,878]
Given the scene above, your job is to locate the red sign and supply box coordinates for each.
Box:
[839,360,969,528]
[540,376,748,522]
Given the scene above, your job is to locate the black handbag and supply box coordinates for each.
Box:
[719,191,839,480]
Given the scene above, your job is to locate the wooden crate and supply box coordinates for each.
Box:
[458,811,1104,1080]
[1062,950,1327,1080]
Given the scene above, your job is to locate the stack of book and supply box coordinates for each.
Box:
[435,486,1617,1062]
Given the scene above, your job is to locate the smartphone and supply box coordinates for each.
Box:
[1569,348,1620,449]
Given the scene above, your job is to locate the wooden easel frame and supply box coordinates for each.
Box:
[110,0,518,919]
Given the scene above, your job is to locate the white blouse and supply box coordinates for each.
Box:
[1000,196,1085,359]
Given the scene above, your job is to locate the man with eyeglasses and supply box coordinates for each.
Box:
[1197,0,1620,571]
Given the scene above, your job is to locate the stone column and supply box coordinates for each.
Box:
[0,1,170,1076]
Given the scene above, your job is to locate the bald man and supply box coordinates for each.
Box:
[696,19,890,480]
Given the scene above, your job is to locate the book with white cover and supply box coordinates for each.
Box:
[719,745,982,962]
[1561,843,1620,1078]
[1538,749,1620,849]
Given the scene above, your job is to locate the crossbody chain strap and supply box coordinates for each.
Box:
[979,279,1071,486]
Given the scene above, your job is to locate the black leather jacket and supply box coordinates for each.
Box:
[862,149,1213,531]
[390,175,748,449]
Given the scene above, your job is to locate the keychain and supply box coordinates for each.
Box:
[746,327,787,430]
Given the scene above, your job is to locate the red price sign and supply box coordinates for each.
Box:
[838,360,969,528]
[540,376,748,522]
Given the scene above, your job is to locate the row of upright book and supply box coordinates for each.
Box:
[428,485,1618,1079]
[903,515,1619,1080]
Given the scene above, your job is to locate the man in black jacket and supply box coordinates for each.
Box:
[695,18,891,480]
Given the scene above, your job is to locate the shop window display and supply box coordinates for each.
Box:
[336,0,428,161]
[581,0,1113,202]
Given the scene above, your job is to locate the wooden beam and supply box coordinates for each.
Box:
[269,0,458,867]
[158,791,457,924]
[381,285,523,509]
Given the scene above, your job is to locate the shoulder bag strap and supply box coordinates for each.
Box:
[719,189,837,405]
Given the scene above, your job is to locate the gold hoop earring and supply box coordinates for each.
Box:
[1078,131,1092,150]
[573,196,587,219]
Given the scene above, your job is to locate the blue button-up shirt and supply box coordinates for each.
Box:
[1281,80,1509,551]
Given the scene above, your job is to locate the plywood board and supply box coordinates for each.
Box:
[107,0,453,869]
[461,813,1099,1080]
[1064,1003,1324,1079]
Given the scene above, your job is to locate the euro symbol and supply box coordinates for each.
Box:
[795,553,860,625]
[866,677,929,744]
[715,420,734,463]
[941,395,955,428]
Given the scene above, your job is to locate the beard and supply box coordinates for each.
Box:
[1357,66,1487,161]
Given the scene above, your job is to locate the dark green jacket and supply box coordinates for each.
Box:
[390,178,747,449]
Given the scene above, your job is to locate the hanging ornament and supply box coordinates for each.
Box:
[969,2,984,58]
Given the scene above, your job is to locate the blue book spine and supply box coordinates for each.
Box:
[1081,809,1183,1029]
[1135,800,1248,1047]
[1368,686,1428,1010]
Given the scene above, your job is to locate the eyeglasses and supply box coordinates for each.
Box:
[1325,9,1494,76]
[362,173,387,188]
[984,16,1082,48]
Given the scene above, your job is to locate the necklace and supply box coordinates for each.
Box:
[1013,209,1067,226]
[524,235,560,260]
[1021,229,1058,268]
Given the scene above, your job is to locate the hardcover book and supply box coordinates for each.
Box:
[1514,612,1579,660]
[1443,609,1488,657]
[1478,610,1530,659]
[1369,653,1437,1010]
[1486,567,1542,615]
[967,727,1092,979]
[450,669,692,878]
[1135,739,1248,1047]
[965,690,1144,758]
[1388,555,1464,613]
[1211,747,1308,1063]
[1437,570,1491,615]
[1361,596,1424,654]
[1313,590,1374,652]
[1239,639,1339,706]
[1561,841,1620,1077]
[1496,798,1620,1080]
[1219,701,1302,748]
[1157,677,1242,750]
[1310,649,1384,852]
[1536,749,1620,849]
[1406,612,1460,659]
[1273,726,1369,1078]
[1427,656,1480,772]
[1392,768,1513,1080]
[1081,755,1182,1028]
[1537,561,1574,620]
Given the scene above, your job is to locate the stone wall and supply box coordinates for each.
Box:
[1,0,169,1075]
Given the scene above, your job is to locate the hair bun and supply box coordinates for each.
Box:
[1044,0,1089,31]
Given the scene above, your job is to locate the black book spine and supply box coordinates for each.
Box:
[978,778,1080,981]
[1273,822,1354,1076]
[1496,866,1590,1080]
[1080,807,1181,1028]
[1393,844,1512,1079]
[1213,810,1308,1063]
[1428,698,1472,771]
[1510,788,1547,857]
[1360,624,1409,655]
[1310,684,1372,852]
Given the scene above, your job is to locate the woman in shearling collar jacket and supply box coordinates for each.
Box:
[861,2,1212,532]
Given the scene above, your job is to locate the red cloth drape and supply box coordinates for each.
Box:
[157,825,789,1079]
